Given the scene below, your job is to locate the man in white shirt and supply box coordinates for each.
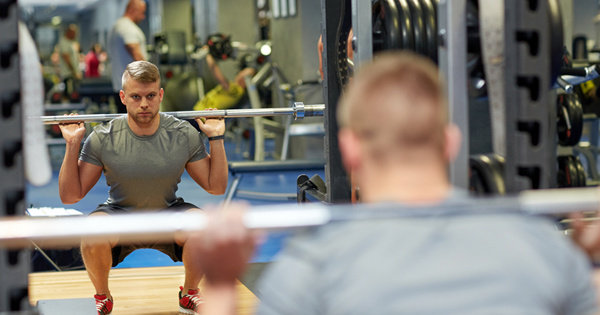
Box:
[108,0,148,93]
[59,24,82,100]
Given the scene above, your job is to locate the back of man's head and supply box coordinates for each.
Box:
[337,52,446,164]
[122,60,160,91]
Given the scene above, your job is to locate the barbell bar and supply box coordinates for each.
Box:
[0,187,599,249]
[35,102,324,125]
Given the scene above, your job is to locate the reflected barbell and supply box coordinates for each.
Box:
[1,187,599,249]
[35,102,324,125]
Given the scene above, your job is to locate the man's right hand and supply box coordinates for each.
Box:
[194,203,259,286]
[58,113,86,144]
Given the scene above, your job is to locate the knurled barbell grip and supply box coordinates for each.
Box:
[34,104,326,125]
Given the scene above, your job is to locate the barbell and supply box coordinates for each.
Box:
[1,187,599,249]
[35,102,324,125]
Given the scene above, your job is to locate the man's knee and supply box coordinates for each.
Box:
[82,212,119,249]
[175,208,203,246]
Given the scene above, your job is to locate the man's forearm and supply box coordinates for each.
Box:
[125,44,146,61]
[208,139,228,195]
[58,141,83,204]
[131,49,145,61]
[207,55,230,90]
[203,283,237,315]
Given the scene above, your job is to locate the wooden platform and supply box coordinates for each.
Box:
[28,266,258,314]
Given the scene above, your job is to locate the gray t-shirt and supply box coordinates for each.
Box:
[257,206,598,315]
[80,113,207,210]
[108,16,148,92]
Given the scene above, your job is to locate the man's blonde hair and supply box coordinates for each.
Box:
[121,61,160,91]
[337,52,447,162]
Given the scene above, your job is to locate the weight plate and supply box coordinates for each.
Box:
[466,0,480,74]
[372,0,384,52]
[469,154,504,195]
[574,155,587,187]
[381,0,403,50]
[419,0,437,63]
[557,156,579,187]
[548,0,564,87]
[567,94,583,146]
[568,155,581,187]
[407,0,426,55]
[396,0,415,50]
[486,154,505,195]
[556,94,568,145]
[557,94,583,146]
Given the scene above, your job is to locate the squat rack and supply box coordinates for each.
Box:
[323,0,471,194]
[0,0,31,313]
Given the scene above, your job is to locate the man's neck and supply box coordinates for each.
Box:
[123,14,136,23]
[127,114,160,136]
[358,161,453,204]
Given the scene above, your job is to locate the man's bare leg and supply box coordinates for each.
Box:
[178,209,205,293]
[81,212,119,299]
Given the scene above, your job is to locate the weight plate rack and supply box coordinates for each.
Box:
[0,0,33,313]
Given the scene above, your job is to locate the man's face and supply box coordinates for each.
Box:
[66,29,76,40]
[133,0,147,23]
[120,79,163,125]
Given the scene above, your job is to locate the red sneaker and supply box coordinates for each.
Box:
[179,286,204,315]
[94,294,113,315]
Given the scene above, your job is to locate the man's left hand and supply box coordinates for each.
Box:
[196,108,226,138]
[570,211,600,261]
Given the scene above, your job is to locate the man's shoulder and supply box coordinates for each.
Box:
[283,210,570,260]
[113,17,142,33]
[91,116,127,137]
[160,113,196,133]
[113,17,132,27]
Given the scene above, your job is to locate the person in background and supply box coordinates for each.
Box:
[108,0,147,112]
[59,24,82,99]
[85,44,104,78]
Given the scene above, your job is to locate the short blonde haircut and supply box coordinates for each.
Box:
[122,61,160,91]
[337,52,447,161]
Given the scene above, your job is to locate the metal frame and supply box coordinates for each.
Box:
[321,0,352,203]
[351,0,373,70]
[438,0,470,189]
[0,0,32,312]
[503,0,555,192]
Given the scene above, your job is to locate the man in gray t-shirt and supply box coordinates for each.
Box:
[58,61,226,315]
[257,211,597,315]
[190,53,600,315]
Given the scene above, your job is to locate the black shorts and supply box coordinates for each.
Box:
[90,198,199,267]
